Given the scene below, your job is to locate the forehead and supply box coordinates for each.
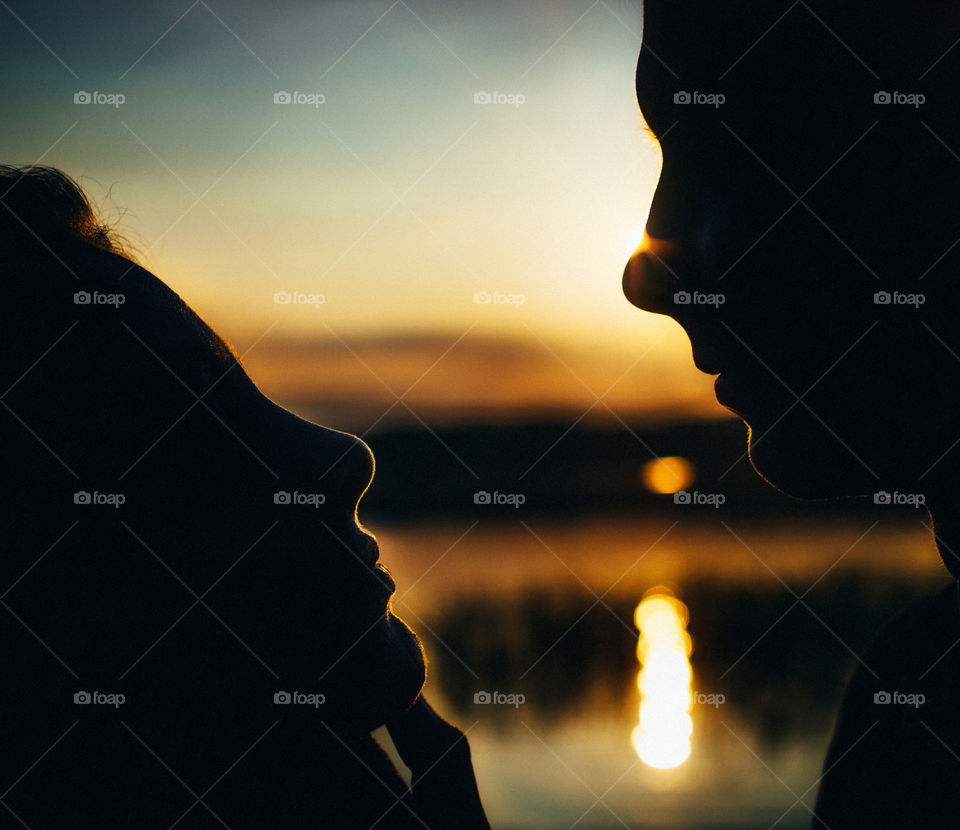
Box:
[635,0,953,132]
[89,250,239,370]
[632,1,949,185]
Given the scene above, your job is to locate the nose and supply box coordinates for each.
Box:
[268,399,375,509]
[320,429,376,510]
[622,233,682,316]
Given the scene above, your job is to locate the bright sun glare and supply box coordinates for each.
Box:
[631,588,693,769]
[624,223,650,258]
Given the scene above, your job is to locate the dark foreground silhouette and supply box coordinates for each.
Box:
[0,166,489,828]
[628,1,960,826]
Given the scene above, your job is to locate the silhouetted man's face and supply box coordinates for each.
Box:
[625,1,960,500]
[1,245,425,732]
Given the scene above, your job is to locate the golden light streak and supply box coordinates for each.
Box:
[631,587,693,769]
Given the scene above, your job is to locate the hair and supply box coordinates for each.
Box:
[0,165,129,259]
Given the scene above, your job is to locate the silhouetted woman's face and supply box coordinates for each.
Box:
[1,242,425,731]
[624,1,960,500]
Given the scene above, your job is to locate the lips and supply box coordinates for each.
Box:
[374,563,396,595]
[358,534,396,597]
[336,528,396,598]
[714,374,739,411]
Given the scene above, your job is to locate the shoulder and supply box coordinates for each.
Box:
[812,581,960,828]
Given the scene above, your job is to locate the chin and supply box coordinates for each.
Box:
[364,612,427,729]
[386,611,428,702]
[745,420,877,501]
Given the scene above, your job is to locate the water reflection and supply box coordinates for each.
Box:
[374,518,944,828]
[632,588,693,769]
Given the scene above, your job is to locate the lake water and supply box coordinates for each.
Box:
[368,515,947,829]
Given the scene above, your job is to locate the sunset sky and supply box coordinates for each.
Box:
[1,0,725,425]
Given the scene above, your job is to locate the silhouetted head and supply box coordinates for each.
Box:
[0,166,425,733]
[625,2,960,514]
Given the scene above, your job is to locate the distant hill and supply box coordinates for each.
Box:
[357,418,899,521]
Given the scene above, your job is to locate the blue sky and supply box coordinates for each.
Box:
[1,0,723,422]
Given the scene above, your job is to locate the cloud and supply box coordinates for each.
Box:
[241,332,725,428]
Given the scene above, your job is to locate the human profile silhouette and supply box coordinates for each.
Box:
[0,166,489,828]
[626,2,960,826]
